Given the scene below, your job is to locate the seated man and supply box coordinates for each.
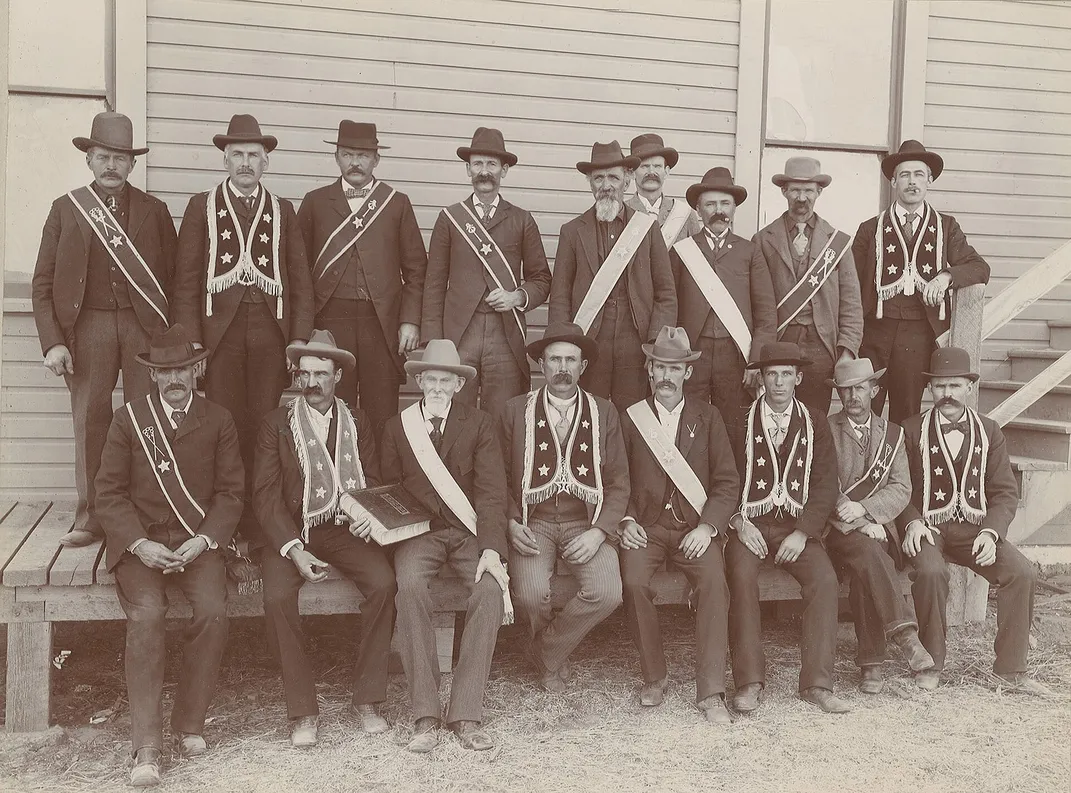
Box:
[898,347,1049,695]
[619,327,739,723]
[253,329,396,747]
[726,342,849,715]
[826,358,934,693]
[381,339,510,752]
[501,321,628,691]
[94,324,244,787]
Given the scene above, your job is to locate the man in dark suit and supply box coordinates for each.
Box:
[618,327,739,723]
[549,141,677,411]
[626,133,703,248]
[826,358,934,694]
[381,339,510,753]
[753,157,863,415]
[897,347,1049,696]
[32,112,177,547]
[171,114,314,539]
[853,141,991,423]
[671,167,777,457]
[94,324,244,786]
[422,127,551,422]
[252,330,396,747]
[297,120,427,436]
[500,321,629,693]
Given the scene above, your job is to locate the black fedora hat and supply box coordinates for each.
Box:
[135,324,210,369]
[922,346,979,382]
[745,341,813,370]
[882,139,944,181]
[73,112,149,156]
[457,127,517,167]
[686,166,748,208]
[629,133,679,169]
[324,119,390,151]
[526,321,599,364]
[213,114,278,153]
[576,141,641,175]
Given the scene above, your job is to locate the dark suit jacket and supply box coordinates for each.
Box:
[171,188,314,350]
[32,185,177,354]
[671,231,778,363]
[620,397,740,532]
[423,195,551,373]
[95,392,245,571]
[297,180,427,375]
[381,400,508,559]
[252,401,381,554]
[895,411,1018,539]
[753,212,863,358]
[548,204,676,342]
[499,390,630,538]
[852,210,990,334]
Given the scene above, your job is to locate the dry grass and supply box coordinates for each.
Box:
[1,587,1069,793]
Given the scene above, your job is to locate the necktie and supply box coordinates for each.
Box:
[106,195,118,213]
[429,416,444,452]
[172,409,186,429]
[479,202,494,222]
[345,186,371,200]
[706,231,723,252]
[792,222,808,258]
[241,194,255,211]
[853,423,866,444]
[904,211,917,238]
[942,419,968,435]
[771,412,788,449]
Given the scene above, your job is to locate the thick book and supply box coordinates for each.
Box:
[338,485,432,546]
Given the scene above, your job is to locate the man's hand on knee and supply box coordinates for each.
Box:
[859,523,887,542]
[475,549,509,591]
[732,515,768,560]
[679,523,715,560]
[902,520,936,558]
[774,529,808,565]
[619,520,648,551]
[972,532,998,567]
[562,528,605,566]
[133,540,185,571]
[287,546,330,583]
[508,519,540,556]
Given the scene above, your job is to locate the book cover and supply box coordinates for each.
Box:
[339,485,432,545]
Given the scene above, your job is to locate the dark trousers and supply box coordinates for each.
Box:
[114,530,228,752]
[726,520,838,691]
[259,524,396,719]
[825,529,916,667]
[456,308,529,425]
[907,521,1036,675]
[861,316,935,424]
[621,522,729,703]
[318,297,400,438]
[580,298,647,412]
[66,308,152,536]
[780,324,835,416]
[686,336,749,465]
[394,526,503,724]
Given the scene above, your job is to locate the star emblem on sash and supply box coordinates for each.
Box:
[263,213,272,222]
[344,453,352,462]
[931,446,939,454]
[885,225,893,233]
[221,229,232,240]
[344,431,350,438]
[922,264,933,274]
[353,217,364,229]
[580,442,588,452]
[346,478,357,489]
[258,255,268,267]
[809,275,819,286]
[538,465,550,476]
[872,470,881,480]
[582,420,590,429]
[538,419,546,428]
[221,252,233,265]
[757,457,766,467]
[790,480,800,491]
[109,235,124,249]
[316,462,324,471]
[887,244,896,253]
[480,243,492,255]
[929,225,936,233]
[755,436,763,445]
[315,487,327,499]
[975,445,982,453]
[934,489,946,501]
[218,209,228,218]
[539,442,548,451]
[934,467,943,476]
[924,243,934,252]
[157,459,171,473]
[307,439,316,447]
[796,458,804,467]
[968,487,977,498]
[800,437,807,446]
[260,233,269,243]
[756,479,767,490]
[577,465,589,477]
[972,467,979,476]
[887,265,897,275]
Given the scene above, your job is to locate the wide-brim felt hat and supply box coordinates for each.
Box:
[73,112,149,156]
[576,140,640,175]
[642,326,701,363]
[686,166,747,208]
[882,139,944,181]
[324,119,390,150]
[771,156,832,188]
[745,341,813,370]
[404,339,476,379]
[135,324,209,368]
[457,126,517,167]
[526,321,599,364]
[213,114,278,153]
[923,346,979,382]
[827,357,886,388]
[287,329,356,374]
[629,133,679,169]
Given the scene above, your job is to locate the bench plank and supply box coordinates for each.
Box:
[0,501,16,523]
[4,503,76,587]
[95,550,115,586]
[0,502,52,580]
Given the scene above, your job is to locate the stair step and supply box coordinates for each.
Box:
[1048,321,1071,351]
[1008,348,1071,386]
[1003,416,1071,466]
[1010,455,1068,472]
[978,380,1071,421]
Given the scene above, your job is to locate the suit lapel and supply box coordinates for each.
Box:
[866,415,885,466]
[174,394,204,443]
[331,181,352,221]
[126,187,150,240]
[483,196,510,232]
[810,216,832,257]
[438,403,467,461]
[578,209,600,275]
[678,398,701,460]
[767,217,796,277]
[657,198,672,226]
[71,190,93,252]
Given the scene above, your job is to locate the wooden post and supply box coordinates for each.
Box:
[6,601,52,733]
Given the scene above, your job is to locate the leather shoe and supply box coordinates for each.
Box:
[732,683,762,713]
[529,645,566,693]
[175,733,207,757]
[915,669,941,691]
[407,717,440,753]
[129,746,162,787]
[801,686,851,714]
[859,666,884,695]
[892,628,935,672]
[558,659,573,683]
[698,695,732,725]
[290,715,318,748]
[452,720,494,751]
[996,673,1054,697]
[59,529,97,548]
[639,676,669,707]
[353,703,389,734]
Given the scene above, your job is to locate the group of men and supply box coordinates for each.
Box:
[31,111,1047,787]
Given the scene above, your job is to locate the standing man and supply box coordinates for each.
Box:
[549,141,677,411]
[32,111,177,547]
[753,157,862,414]
[897,348,1049,695]
[297,120,426,435]
[626,133,703,249]
[826,358,934,694]
[853,141,990,423]
[253,330,396,747]
[500,321,629,692]
[381,340,510,753]
[671,166,777,455]
[726,342,848,715]
[94,324,244,786]
[172,114,314,538]
[619,327,739,723]
[422,127,551,421]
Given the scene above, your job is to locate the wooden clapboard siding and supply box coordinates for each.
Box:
[924,2,1071,368]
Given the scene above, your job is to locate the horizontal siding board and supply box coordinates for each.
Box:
[926,83,1071,116]
[930,0,1071,31]
[929,14,1071,48]
[923,126,1070,157]
[926,61,1071,93]
[927,37,1071,72]
[925,104,1071,137]
[935,171,1071,199]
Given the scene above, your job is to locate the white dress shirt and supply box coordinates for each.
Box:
[545,389,579,431]
[848,414,870,445]
[937,410,965,458]
[472,192,501,220]
[422,400,453,436]
[653,396,686,443]
[761,398,793,446]
[636,193,664,214]
[227,180,261,203]
[341,177,376,214]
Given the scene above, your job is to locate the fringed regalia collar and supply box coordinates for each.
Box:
[206,182,283,318]
[740,397,814,519]
[875,203,945,320]
[920,407,988,525]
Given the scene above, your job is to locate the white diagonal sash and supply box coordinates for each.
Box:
[660,199,692,248]
[573,210,656,333]
[673,236,753,359]
[626,401,708,517]
[399,404,477,535]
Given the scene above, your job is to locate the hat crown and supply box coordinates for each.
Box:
[419,339,465,370]
[700,166,737,187]
[302,328,341,352]
[467,126,507,153]
[538,321,587,350]
[758,341,805,365]
[832,357,879,385]
[648,326,696,360]
[588,141,627,167]
[225,114,265,139]
[629,133,669,158]
[86,112,135,151]
[896,139,927,156]
[335,119,380,148]
[144,324,198,367]
[928,347,973,377]
[780,156,825,182]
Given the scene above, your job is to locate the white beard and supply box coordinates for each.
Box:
[594,196,623,222]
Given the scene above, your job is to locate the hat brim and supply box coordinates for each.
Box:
[746,357,813,370]
[828,367,887,388]
[922,369,979,382]
[641,343,701,363]
[772,173,832,188]
[286,341,356,373]
[73,137,149,156]
[526,333,599,365]
[457,146,518,167]
[632,147,679,169]
[325,139,390,150]
[881,150,944,181]
[404,360,477,380]
[213,134,279,153]
[686,183,747,209]
[134,348,210,369]
[577,155,641,175]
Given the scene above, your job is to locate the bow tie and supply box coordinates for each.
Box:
[344,186,371,199]
[942,419,969,435]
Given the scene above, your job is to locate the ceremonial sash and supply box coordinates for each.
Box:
[573,211,656,333]
[844,420,904,502]
[68,186,169,326]
[875,203,946,321]
[399,404,477,535]
[205,183,283,318]
[673,236,753,359]
[920,408,988,525]
[626,401,707,516]
[313,181,396,283]
[660,199,692,248]
[776,229,852,332]
[740,398,815,519]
